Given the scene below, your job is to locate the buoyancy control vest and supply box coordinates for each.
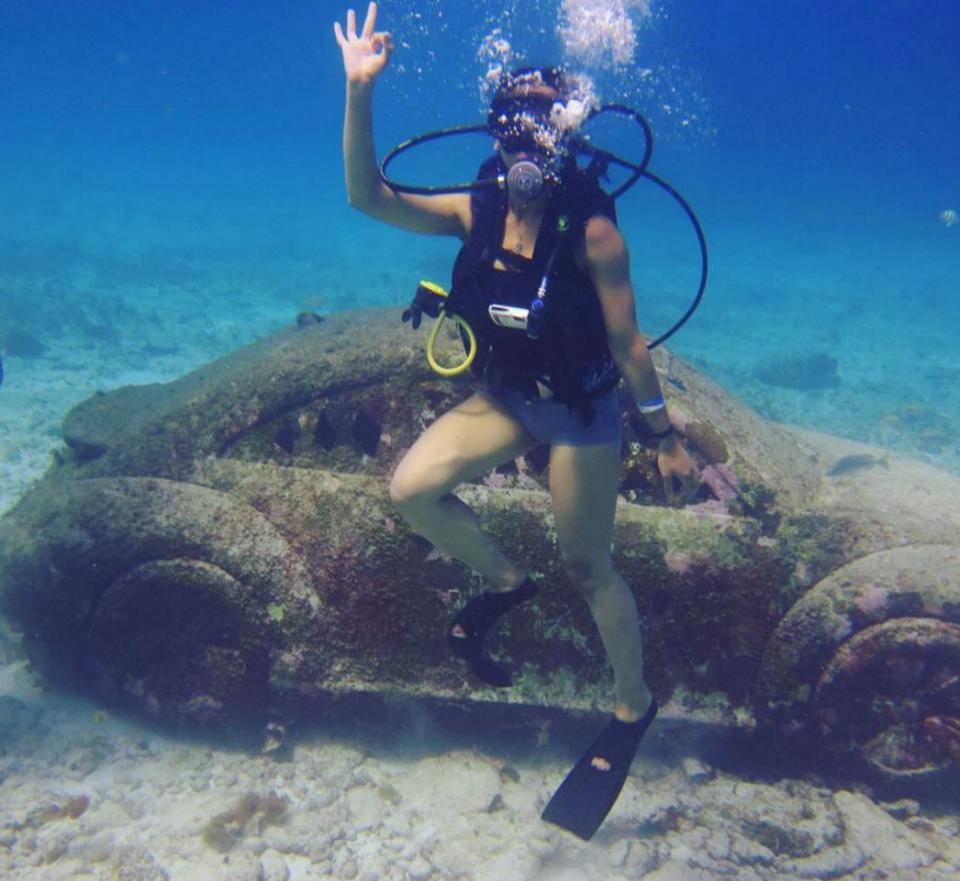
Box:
[444,157,621,420]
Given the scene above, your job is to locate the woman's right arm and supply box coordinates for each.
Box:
[334,4,470,239]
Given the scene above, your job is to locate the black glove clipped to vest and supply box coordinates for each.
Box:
[402,282,447,330]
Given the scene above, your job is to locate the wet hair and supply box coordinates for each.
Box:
[491,66,568,106]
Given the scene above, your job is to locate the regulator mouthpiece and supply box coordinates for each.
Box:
[506,159,546,202]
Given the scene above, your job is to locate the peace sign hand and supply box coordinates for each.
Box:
[333,2,393,86]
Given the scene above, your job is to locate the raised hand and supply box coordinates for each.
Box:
[333,2,393,86]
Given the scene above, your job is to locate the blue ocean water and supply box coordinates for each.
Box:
[2,5,960,876]
[1,0,958,479]
[2,0,958,483]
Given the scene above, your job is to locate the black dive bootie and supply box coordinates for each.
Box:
[447,577,538,687]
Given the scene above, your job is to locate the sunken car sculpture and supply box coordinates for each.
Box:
[1,309,958,784]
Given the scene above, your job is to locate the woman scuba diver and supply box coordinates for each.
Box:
[334,2,703,839]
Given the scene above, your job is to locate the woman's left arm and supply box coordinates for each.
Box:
[580,214,701,504]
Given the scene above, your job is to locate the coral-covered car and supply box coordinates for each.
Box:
[1,309,957,784]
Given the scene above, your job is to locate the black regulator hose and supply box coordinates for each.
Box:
[583,103,654,199]
[378,104,707,348]
[379,124,496,195]
[642,170,708,350]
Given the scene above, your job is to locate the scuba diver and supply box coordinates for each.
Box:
[334,2,704,839]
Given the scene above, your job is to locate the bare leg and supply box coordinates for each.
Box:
[389,391,536,591]
[549,442,653,722]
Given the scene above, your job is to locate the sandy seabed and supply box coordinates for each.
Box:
[3,659,960,881]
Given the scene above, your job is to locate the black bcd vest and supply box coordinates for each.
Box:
[444,157,621,420]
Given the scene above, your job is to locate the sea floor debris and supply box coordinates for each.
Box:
[1,661,959,881]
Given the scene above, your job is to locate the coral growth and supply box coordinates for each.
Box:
[25,795,90,828]
[853,585,890,619]
[201,791,289,853]
[684,421,730,464]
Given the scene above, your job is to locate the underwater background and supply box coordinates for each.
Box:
[2,2,960,880]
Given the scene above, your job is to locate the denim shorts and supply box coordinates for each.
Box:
[488,383,622,447]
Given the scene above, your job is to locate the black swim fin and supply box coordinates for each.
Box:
[542,698,658,840]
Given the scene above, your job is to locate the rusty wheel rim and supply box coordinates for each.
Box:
[814,617,960,779]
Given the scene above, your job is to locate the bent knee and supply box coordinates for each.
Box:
[390,444,469,511]
[389,465,446,513]
[388,470,423,510]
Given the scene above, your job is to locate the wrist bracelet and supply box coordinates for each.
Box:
[651,425,676,440]
[637,394,666,415]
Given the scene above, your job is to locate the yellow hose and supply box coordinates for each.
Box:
[426,309,477,376]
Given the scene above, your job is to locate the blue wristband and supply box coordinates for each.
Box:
[637,394,666,415]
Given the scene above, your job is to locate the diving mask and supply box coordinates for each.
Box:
[487,94,565,155]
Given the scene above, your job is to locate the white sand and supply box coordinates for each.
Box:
[2,660,959,881]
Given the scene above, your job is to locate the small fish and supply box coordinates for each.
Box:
[827,453,889,477]
[261,720,287,755]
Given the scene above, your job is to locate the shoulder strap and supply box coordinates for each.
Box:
[562,173,617,229]
[468,156,507,259]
